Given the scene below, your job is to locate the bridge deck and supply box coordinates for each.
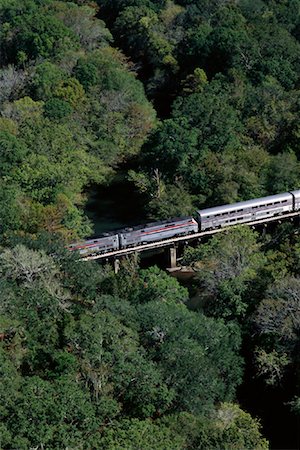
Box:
[81,211,300,261]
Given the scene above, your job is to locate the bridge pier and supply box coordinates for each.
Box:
[114,258,120,274]
[169,247,177,269]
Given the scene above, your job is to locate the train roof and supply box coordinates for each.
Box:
[118,216,195,233]
[197,192,292,217]
[290,189,300,199]
[68,232,118,247]
[70,217,196,245]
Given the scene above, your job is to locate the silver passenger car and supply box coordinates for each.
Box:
[197,192,294,231]
[68,234,119,255]
[119,217,198,248]
[290,190,300,210]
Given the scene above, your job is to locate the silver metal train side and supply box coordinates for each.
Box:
[68,217,198,255]
[197,191,300,230]
[290,190,300,210]
[69,234,119,255]
[119,217,198,247]
[68,190,300,256]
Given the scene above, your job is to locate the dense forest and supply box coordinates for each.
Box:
[1,0,300,448]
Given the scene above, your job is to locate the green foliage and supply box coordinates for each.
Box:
[181,67,208,94]
[73,48,156,164]
[147,180,196,218]
[107,0,300,217]
[254,348,291,386]
[1,0,300,446]
[3,96,44,123]
[138,301,243,413]
[49,1,112,50]
[255,277,300,345]
[44,98,72,120]
[0,242,247,446]
[0,1,155,240]
[137,265,189,304]
[209,403,269,450]
[0,0,79,64]
[183,227,265,319]
[104,260,188,305]
[0,182,23,235]
[54,77,85,107]
[32,62,66,100]
[266,151,300,193]
[141,118,199,176]
[0,130,28,175]
[5,375,100,449]
[172,88,242,152]
[159,404,268,450]
[98,418,185,449]
[74,60,99,90]
[112,3,182,94]
[290,397,300,415]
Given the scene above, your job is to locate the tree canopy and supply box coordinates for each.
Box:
[2,0,300,447]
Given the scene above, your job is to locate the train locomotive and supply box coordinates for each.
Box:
[69,190,300,256]
[68,217,198,256]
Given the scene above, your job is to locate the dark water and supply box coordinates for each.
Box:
[84,177,147,237]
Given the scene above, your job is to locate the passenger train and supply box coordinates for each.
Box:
[69,190,300,256]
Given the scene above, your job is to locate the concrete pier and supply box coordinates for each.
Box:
[114,258,120,274]
[169,247,177,269]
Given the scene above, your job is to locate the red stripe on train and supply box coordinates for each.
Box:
[123,220,197,238]
[69,240,116,251]
[70,219,197,250]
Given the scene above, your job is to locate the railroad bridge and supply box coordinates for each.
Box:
[81,211,300,272]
